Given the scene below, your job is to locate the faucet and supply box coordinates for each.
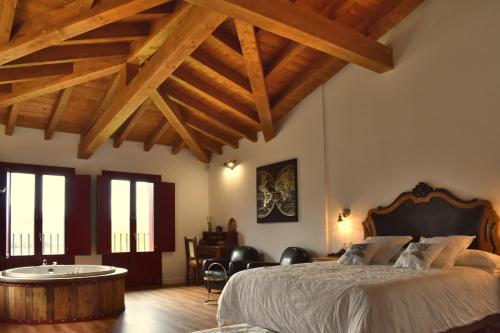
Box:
[52,261,57,266]
[42,259,47,266]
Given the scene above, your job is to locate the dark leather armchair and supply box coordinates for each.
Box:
[247,247,311,269]
[203,246,259,291]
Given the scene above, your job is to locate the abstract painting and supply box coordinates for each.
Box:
[256,159,298,223]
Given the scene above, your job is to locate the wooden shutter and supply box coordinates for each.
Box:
[156,182,175,252]
[96,175,111,254]
[67,175,91,255]
[0,167,7,269]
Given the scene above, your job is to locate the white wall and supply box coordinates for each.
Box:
[325,0,500,249]
[0,126,209,284]
[208,89,327,261]
[209,0,500,255]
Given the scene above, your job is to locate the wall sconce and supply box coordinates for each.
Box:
[223,160,238,170]
[337,209,351,222]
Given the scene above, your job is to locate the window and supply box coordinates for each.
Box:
[135,181,154,252]
[8,172,35,256]
[111,179,131,253]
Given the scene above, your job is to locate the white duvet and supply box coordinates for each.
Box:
[217,261,500,333]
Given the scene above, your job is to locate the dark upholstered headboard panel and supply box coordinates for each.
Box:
[362,183,500,254]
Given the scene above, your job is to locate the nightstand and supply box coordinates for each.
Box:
[312,256,340,262]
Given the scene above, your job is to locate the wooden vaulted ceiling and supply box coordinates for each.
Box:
[0,0,425,163]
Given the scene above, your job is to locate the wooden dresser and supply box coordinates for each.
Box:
[198,231,238,259]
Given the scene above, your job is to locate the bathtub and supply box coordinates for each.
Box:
[0,264,127,324]
[2,264,116,279]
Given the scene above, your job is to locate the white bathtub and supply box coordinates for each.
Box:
[1,265,116,279]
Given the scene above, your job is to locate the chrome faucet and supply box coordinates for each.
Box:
[42,259,47,266]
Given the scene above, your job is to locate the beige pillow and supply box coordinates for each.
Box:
[363,236,412,265]
[455,249,500,272]
[394,243,446,270]
[420,236,476,268]
[338,243,382,265]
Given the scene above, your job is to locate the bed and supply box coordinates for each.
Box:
[216,183,500,333]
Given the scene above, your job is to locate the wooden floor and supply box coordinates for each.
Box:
[0,286,219,333]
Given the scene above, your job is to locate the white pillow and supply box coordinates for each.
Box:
[455,249,500,272]
[363,236,412,265]
[420,236,476,268]
[394,242,445,270]
[338,243,381,265]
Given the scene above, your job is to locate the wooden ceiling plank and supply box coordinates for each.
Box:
[3,43,130,68]
[0,57,125,108]
[190,49,251,94]
[144,119,170,151]
[184,114,239,148]
[163,82,257,142]
[0,0,169,65]
[4,103,19,135]
[0,63,73,84]
[66,22,150,44]
[236,21,275,141]
[272,0,425,121]
[81,69,124,136]
[194,131,223,155]
[205,35,244,65]
[186,0,393,73]
[113,100,149,148]
[265,0,343,84]
[79,5,225,159]
[172,68,259,126]
[45,87,74,140]
[0,0,18,45]
[150,90,210,163]
[171,136,185,154]
[128,2,192,65]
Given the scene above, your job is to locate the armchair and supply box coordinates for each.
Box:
[203,246,259,292]
[247,247,311,269]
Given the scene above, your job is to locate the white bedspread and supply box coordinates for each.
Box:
[217,262,500,333]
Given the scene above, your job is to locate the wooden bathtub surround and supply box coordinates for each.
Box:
[0,268,127,324]
[0,0,425,163]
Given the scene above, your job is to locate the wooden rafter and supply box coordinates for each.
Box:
[45,87,74,140]
[186,0,393,73]
[272,0,424,121]
[128,2,192,65]
[0,63,73,84]
[0,57,125,107]
[171,136,186,154]
[82,69,125,135]
[4,103,19,135]
[184,114,239,149]
[79,5,226,159]
[195,131,223,155]
[2,43,130,68]
[113,100,149,148]
[0,0,168,65]
[236,21,275,141]
[0,0,17,45]
[60,22,150,46]
[144,119,170,151]
[150,90,210,163]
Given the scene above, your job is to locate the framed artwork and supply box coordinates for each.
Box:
[256,159,298,223]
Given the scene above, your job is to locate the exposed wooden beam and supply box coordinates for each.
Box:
[264,0,342,83]
[184,112,239,149]
[82,69,124,136]
[171,136,185,154]
[113,100,149,148]
[0,83,11,93]
[128,2,192,65]
[163,81,257,141]
[0,57,125,107]
[45,87,74,140]
[144,119,170,151]
[195,131,223,155]
[171,68,259,126]
[272,0,424,120]
[0,0,168,65]
[2,43,130,68]
[150,90,210,163]
[236,21,275,141]
[4,103,19,135]
[79,5,225,159]
[0,0,17,44]
[63,22,150,45]
[0,63,74,84]
[186,0,393,73]
[190,48,252,94]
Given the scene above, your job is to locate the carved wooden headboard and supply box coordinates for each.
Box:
[362,182,500,254]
